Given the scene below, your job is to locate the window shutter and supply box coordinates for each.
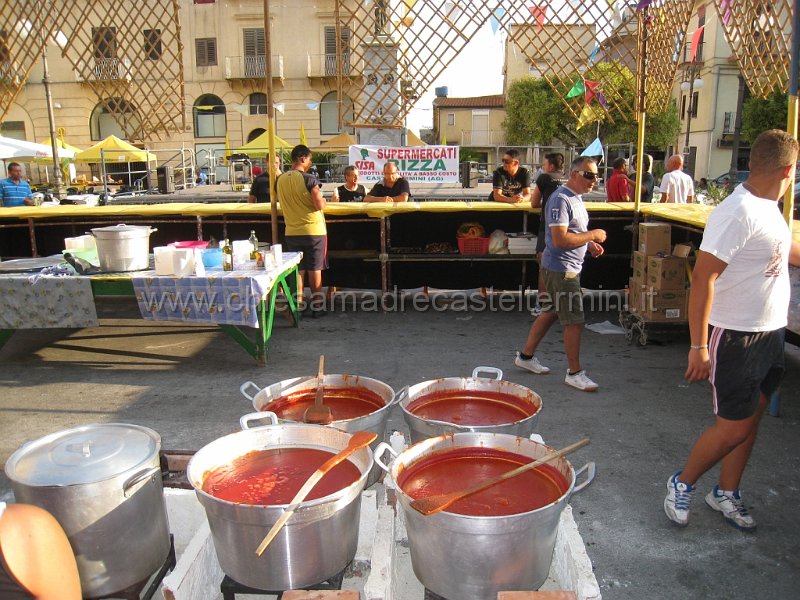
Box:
[244,28,265,56]
[196,38,217,67]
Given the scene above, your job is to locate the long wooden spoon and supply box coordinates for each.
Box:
[303,355,333,425]
[255,430,378,556]
[409,438,590,516]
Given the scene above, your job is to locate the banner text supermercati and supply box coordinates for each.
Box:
[348,145,460,183]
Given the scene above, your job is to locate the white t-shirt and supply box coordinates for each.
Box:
[660,170,694,203]
[700,184,791,331]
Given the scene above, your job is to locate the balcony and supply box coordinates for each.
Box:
[306,53,362,78]
[0,60,22,85]
[460,130,506,146]
[74,57,132,83]
[225,55,284,80]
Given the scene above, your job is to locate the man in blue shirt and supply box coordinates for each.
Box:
[0,163,33,207]
[514,156,607,391]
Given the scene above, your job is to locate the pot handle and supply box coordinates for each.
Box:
[240,380,262,403]
[123,466,160,498]
[472,366,503,380]
[239,411,279,430]
[571,462,596,495]
[373,442,398,474]
[390,385,409,406]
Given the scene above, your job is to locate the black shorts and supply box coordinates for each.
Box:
[284,235,327,271]
[709,327,785,420]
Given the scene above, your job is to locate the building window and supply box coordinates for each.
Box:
[243,28,265,77]
[323,26,351,75]
[320,91,354,135]
[249,92,267,116]
[447,113,455,126]
[723,111,735,134]
[144,29,162,61]
[193,94,226,138]
[681,95,686,120]
[690,91,699,118]
[247,128,266,143]
[195,38,217,67]
[0,121,25,140]
[90,98,140,141]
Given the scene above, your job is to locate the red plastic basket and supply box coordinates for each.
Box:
[457,236,490,255]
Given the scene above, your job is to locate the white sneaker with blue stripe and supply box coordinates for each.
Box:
[664,471,695,526]
[705,486,756,531]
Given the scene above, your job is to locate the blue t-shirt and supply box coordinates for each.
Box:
[0,177,32,207]
[542,185,589,273]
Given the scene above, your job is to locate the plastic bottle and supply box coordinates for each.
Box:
[222,238,233,271]
[249,230,258,260]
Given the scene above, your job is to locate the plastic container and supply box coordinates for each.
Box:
[168,241,209,250]
[457,237,490,255]
[201,248,223,268]
[91,225,155,272]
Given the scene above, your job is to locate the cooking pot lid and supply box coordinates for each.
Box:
[91,225,153,238]
[5,423,161,486]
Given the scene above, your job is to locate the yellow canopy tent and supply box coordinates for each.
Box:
[234,131,292,158]
[311,131,357,153]
[407,130,427,147]
[75,135,156,163]
[39,138,83,155]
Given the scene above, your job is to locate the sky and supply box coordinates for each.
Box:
[405,22,506,136]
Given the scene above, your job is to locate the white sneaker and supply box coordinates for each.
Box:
[665,471,695,527]
[564,369,599,391]
[514,352,550,374]
[705,486,756,531]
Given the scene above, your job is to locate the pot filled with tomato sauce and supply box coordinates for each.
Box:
[374,432,595,600]
[240,374,397,485]
[187,418,372,591]
[400,367,542,443]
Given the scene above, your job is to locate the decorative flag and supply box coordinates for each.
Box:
[566,80,585,98]
[672,31,684,63]
[445,1,462,22]
[441,131,447,145]
[528,7,547,31]
[300,123,308,145]
[690,26,704,62]
[273,103,285,115]
[403,0,417,10]
[584,80,600,104]
[588,44,600,66]
[581,137,604,160]
[576,104,605,130]
[720,0,733,25]
[306,102,320,110]
[489,7,505,35]
[596,92,608,110]
[635,0,653,10]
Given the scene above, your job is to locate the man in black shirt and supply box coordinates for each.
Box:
[247,155,281,203]
[365,161,411,202]
[490,148,532,203]
[630,153,655,203]
[533,152,567,254]
[331,165,367,202]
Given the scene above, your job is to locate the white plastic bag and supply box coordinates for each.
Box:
[488,229,508,254]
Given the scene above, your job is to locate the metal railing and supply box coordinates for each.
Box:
[306,53,360,77]
[224,55,284,79]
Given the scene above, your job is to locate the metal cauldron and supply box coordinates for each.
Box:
[400,367,542,443]
[187,414,372,590]
[375,432,594,600]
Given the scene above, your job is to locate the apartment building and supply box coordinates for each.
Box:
[432,93,505,163]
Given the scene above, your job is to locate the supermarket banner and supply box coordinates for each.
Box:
[348,145,460,183]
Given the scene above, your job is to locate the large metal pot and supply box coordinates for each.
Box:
[400,366,542,443]
[91,224,156,272]
[375,432,594,600]
[187,416,372,590]
[240,374,400,486]
[4,423,170,597]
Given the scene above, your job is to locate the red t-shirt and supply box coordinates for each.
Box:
[606,171,630,202]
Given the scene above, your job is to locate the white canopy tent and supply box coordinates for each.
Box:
[0,136,76,161]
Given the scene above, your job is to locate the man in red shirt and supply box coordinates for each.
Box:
[606,157,631,202]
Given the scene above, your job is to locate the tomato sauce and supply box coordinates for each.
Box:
[397,447,568,516]
[201,447,361,505]
[406,390,537,426]
[266,387,385,421]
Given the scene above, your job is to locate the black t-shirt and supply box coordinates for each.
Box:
[336,184,366,202]
[249,172,272,203]
[490,167,532,201]
[368,178,411,199]
[535,172,567,252]
[630,171,655,203]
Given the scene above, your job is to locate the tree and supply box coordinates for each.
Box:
[503,72,680,150]
[741,91,789,143]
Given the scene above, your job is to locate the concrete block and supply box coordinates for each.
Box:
[550,506,602,600]
[363,497,396,600]
[160,520,223,600]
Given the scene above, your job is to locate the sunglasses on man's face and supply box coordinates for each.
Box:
[502,158,516,165]
[576,170,598,181]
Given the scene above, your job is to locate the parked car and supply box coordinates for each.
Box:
[711,170,749,186]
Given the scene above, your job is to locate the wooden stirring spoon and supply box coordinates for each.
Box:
[304,355,333,425]
[409,438,590,516]
[255,430,378,556]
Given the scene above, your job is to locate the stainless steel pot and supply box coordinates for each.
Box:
[375,432,594,600]
[400,367,542,443]
[4,423,170,597]
[91,224,156,272]
[240,374,400,486]
[187,416,372,590]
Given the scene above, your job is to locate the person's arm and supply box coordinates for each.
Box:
[549,225,607,249]
[684,250,727,382]
[531,184,543,208]
[511,186,531,203]
[0,504,82,600]
[492,187,515,203]
[789,239,800,266]
[364,183,386,202]
[310,184,326,211]
[330,187,340,202]
[247,194,257,203]
[391,179,410,203]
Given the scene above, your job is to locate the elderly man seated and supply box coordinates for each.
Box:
[364,162,411,202]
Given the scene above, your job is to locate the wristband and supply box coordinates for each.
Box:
[690,345,707,350]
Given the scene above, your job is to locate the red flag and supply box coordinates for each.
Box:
[584,80,600,104]
[690,26,705,62]
[528,6,547,31]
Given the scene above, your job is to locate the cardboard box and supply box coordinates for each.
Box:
[628,278,647,313]
[672,243,693,258]
[632,250,647,272]
[647,256,687,290]
[643,288,688,321]
[638,222,672,255]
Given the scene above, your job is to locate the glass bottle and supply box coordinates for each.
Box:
[222,238,233,271]
[249,230,258,260]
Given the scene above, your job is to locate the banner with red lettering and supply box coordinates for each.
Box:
[348,145,460,183]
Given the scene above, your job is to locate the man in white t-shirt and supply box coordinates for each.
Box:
[664,130,800,531]
[659,154,694,203]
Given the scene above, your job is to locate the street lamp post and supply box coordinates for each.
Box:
[680,61,703,179]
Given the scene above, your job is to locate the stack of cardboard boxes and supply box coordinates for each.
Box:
[629,223,692,321]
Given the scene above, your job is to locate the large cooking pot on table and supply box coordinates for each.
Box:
[4,423,170,598]
[91,224,156,272]
[400,366,542,443]
[375,432,595,600]
[240,373,400,485]
[187,415,373,591]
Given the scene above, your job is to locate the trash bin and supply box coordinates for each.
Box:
[460,161,479,188]
[156,165,175,194]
